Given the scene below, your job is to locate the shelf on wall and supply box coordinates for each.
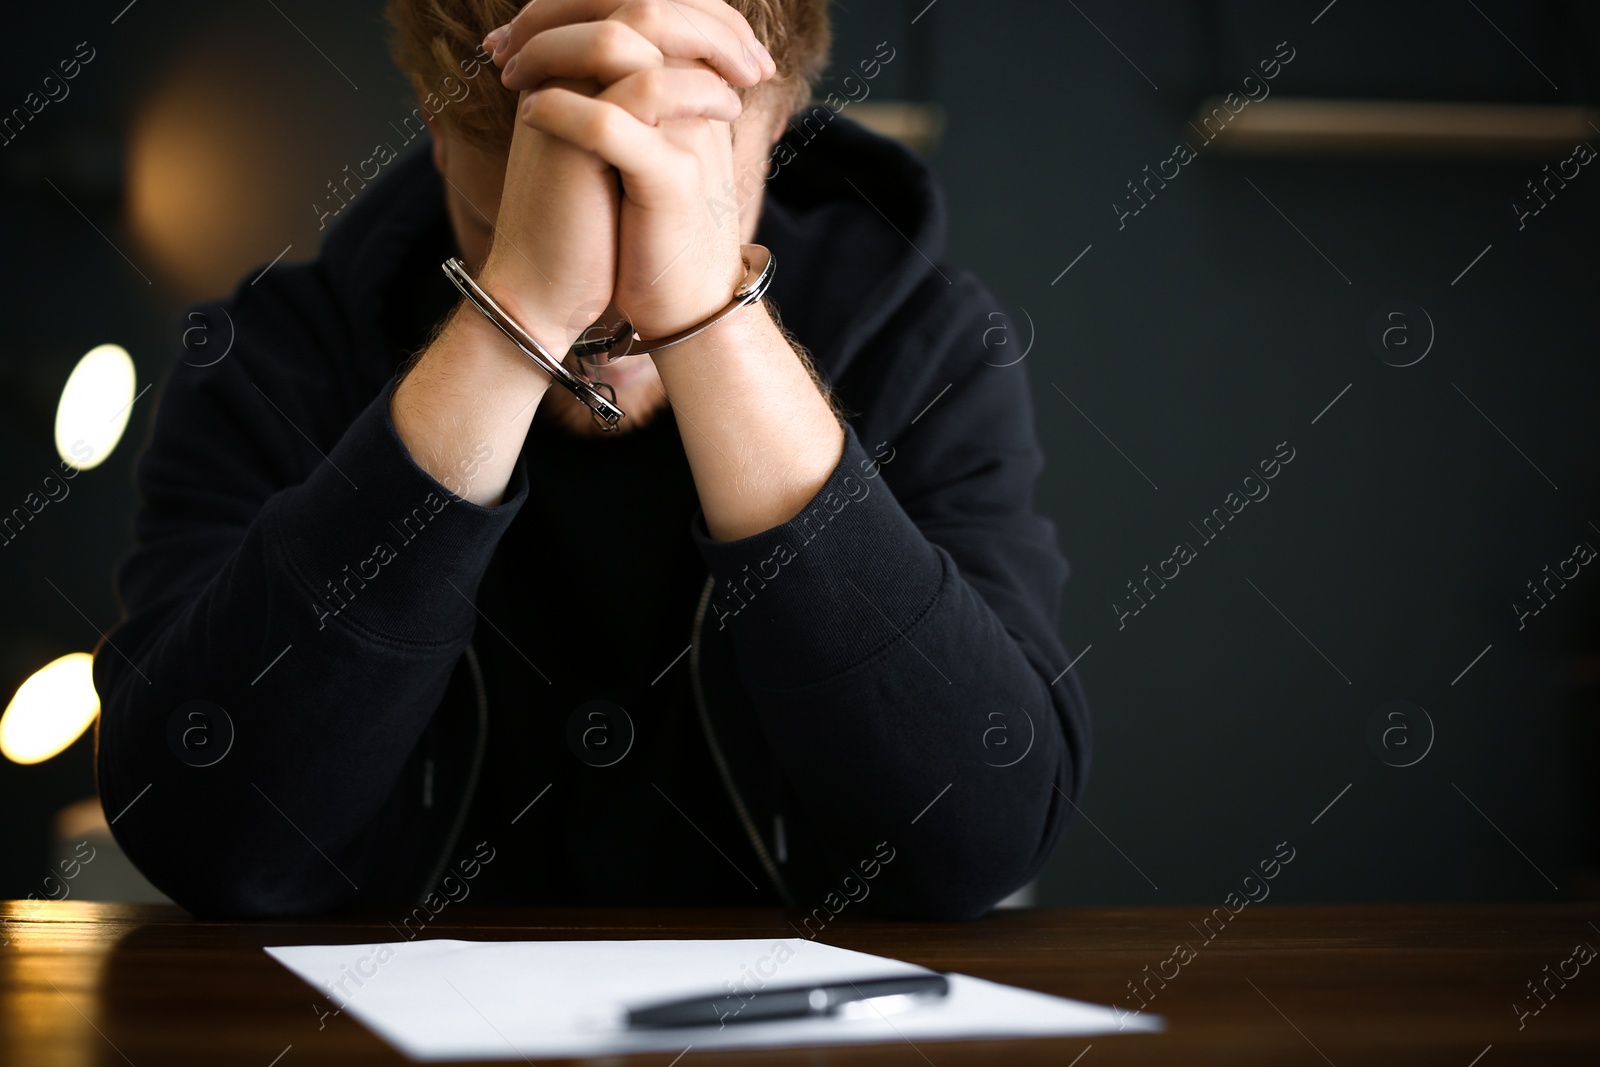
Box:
[1197,97,1598,157]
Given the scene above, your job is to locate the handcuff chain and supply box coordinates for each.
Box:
[442,244,775,432]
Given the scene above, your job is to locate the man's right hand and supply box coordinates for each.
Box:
[391,80,624,508]
[478,81,621,355]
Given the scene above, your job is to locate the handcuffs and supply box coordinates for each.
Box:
[442,244,776,431]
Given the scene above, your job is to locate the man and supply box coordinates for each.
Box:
[94,0,1090,920]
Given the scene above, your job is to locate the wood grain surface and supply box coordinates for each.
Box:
[2,901,1596,1065]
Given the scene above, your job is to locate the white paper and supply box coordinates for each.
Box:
[267,937,1160,1060]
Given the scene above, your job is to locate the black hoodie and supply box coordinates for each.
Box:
[94,113,1090,921]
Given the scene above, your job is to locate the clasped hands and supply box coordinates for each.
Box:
[476,0,778,359]
[399,0,841,532]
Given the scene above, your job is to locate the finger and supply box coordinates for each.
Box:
[487,0,768,69]
[611,0,767,86]
[487,0,771,86]
[499,20,664,90]
[639,0,773,65]
[664,0,778,76]
[518,87,672,176]
[599,67,744,125]
[487,0,619,59]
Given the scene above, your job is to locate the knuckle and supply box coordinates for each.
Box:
[504,1,540,38]
[593,17,632,55]
[605,82,643,119]
[638,66,672,97]
[716,0,754,31]
[620,0,666,37]
[585,105,621,144]
[690,69,724,95]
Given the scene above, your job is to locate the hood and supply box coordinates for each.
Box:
[757,110,949,382]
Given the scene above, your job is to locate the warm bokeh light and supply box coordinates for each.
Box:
[0,653,101,765]
[125,66,260,296]
[54,344,136,471]
[124,30,332,300]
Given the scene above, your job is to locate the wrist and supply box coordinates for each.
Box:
[628,252,746,340]
[475,261,590,355]
[648,298,774,374]
[440,306,550,392]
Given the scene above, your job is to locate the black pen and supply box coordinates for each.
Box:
[626,973,950,1029]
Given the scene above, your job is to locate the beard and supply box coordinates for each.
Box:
[535,354,673,437]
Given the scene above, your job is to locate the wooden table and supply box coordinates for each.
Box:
[2,901,1596,1065]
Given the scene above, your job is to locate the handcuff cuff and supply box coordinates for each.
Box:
[442,244,776,431]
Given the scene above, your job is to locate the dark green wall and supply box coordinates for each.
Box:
[1,0,1595,907]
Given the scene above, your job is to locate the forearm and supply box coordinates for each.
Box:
[390,301,562,507]
[754,582,1074,919]
[651,303,845,541]
[690,426,1087,917]
[98,383,529,916]
[97,592,465,917]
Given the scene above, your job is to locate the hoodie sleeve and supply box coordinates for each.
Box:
[94,265,526,918]
[690,269,1090,920]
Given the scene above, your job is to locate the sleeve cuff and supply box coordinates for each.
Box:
[269,377,529,647]
[690,423,945,689]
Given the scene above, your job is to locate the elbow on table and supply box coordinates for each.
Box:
[100,786,357,920]
[865,830,1050,923]
[169,870,354,920]
[864,773,1074,922]
[95,700,361,919]
[865,861,1031,922]
[169,863,357,921]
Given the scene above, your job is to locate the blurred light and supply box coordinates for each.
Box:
[125,34,324,300]
[54,343,136,471]
[126,70,253,295]
[1,653,101,765]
